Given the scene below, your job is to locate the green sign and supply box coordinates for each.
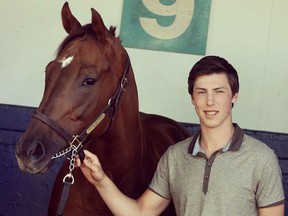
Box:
[120,0,212,55]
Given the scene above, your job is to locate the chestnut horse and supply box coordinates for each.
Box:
[15,2,190,216]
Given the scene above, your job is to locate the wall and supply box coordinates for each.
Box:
[0,0,288,133]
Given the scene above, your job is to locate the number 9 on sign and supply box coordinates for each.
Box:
[140,0,194,40]
[120,0,211,55]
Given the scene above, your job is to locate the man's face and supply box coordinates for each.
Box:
[191,73,238,129]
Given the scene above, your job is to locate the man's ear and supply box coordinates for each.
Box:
[191,96,195,105]
[232,93,238,104]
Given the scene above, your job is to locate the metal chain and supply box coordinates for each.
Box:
[51,147,72,159]
[62,136,83,184]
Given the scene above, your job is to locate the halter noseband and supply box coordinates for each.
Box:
[32,54,131,159]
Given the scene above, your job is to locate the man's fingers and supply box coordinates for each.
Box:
[75,150,101,172]
[75,155,81,167]
[83,157,101,173]
[83,150,96,160]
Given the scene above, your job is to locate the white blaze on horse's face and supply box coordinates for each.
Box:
[59,56,74,69]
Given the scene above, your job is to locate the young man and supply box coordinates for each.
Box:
[76,56,285,215]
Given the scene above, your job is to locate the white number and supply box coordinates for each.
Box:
[140,0,194,40]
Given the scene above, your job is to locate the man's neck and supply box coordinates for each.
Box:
[200,123,235,158]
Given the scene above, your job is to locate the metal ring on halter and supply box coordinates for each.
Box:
[121,78,128,91]
[107,98,112,106]
[63,173,75,184]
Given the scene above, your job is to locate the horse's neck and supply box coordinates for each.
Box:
[86,120,142,189]
[87,67,143,174]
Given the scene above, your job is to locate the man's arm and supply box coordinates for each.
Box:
[76,150,170,216]
[258,204,285,216]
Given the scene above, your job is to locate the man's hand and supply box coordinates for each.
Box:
[75,150,106,185]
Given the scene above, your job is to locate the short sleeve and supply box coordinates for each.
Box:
[256,151,285,207]
[149,149,171,200]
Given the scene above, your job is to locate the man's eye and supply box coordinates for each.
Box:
[198,91,206,95]
[83,78,96,86]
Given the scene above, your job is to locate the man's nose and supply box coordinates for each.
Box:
[206,92,215,106]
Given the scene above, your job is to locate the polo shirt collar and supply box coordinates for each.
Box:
[188,123,245,154]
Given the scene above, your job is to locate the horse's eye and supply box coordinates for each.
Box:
[83,78,96,86]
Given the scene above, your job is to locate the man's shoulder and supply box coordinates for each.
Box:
[242,134,277,159]
[243,134,273,150]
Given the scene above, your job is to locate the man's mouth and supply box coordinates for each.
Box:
[205,111,218,116]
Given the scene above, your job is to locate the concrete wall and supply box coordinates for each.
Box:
[0,0,287,133]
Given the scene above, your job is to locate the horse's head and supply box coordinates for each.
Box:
[15,2,131,173]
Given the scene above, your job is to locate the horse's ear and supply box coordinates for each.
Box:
[61,2,81,34]
[91,8,109,42]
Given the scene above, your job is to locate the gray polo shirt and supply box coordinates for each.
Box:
[149,124,285,216]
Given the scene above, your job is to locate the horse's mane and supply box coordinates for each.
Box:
[57,24,117,56]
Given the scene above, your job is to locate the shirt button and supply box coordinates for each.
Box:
[204,175,209,179]
[207,162,212,167]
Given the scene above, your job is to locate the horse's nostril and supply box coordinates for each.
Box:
[27,141,45,161]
